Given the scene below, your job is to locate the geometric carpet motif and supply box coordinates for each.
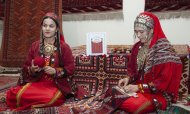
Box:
[72,53,190,97]
[75,55,99,72]
[179,55,189,95]
[72,54,189,97]
[0,45,189,113]
[104,55,128,74]
[71,55,129,95]
[71,76,98,95]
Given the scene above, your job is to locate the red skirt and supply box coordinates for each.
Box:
[119,93,167,114]
[6,81,65,111]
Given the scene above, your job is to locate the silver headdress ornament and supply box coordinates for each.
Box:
[134,14,154,29]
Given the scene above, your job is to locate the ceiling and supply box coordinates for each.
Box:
[0,0,190,20]
[145,0,190,12]
[62,0,122,14]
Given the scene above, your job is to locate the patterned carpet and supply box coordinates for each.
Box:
[0,45,189,113]
[0,76,18,89]
[0,75,18,112]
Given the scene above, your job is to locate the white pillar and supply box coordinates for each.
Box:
[123,0,145,44]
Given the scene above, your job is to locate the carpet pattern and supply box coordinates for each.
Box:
[70,55,129,95]
[0,76,18,88]
[179,55,189,95]
[71,45,190,95]
[0,0,62,67]
[0,45,189,113]
[0,82,16,112]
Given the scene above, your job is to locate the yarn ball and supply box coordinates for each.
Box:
[33,57,45,68]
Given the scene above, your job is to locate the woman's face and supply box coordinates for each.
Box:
[42,18,57,39]
[134,26,152,44]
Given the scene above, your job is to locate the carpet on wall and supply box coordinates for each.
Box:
[0,0,62,67]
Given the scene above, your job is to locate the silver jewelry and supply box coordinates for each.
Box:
[134,14,154,29]
[142,84,149,89]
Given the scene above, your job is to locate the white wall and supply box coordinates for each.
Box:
[63,0,145,47]
[160,18,190,46]
[62,0,190,47]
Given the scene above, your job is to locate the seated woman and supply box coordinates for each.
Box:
[118,12,182,113]
[5,12,75,110]
[60,12,183,114]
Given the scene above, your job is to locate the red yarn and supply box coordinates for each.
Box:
[33,57,45,68]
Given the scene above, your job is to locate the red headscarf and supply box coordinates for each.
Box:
[138,12,166,48]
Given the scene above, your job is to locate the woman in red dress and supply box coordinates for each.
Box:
[6,12,75,110]
[118,12,182,113]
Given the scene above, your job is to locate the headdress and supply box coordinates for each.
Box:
[134,13,154,30]
[42,12,59,27]
[135,12,166,48]
[44,12,58,20]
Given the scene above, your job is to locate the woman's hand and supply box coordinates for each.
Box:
[30,60,41,73]
[118,77,129,88]
[44,66,56,75]
[123,84,139,93]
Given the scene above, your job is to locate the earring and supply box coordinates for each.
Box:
[150,29,153,34]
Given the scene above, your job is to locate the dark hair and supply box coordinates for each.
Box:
[41,16,59,28]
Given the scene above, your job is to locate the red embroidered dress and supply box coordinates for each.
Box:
[119,12,182,113]
[6,12,75,111]
[6,40,74,110]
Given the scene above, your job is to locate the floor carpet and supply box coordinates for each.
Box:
[0,76,18,90]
